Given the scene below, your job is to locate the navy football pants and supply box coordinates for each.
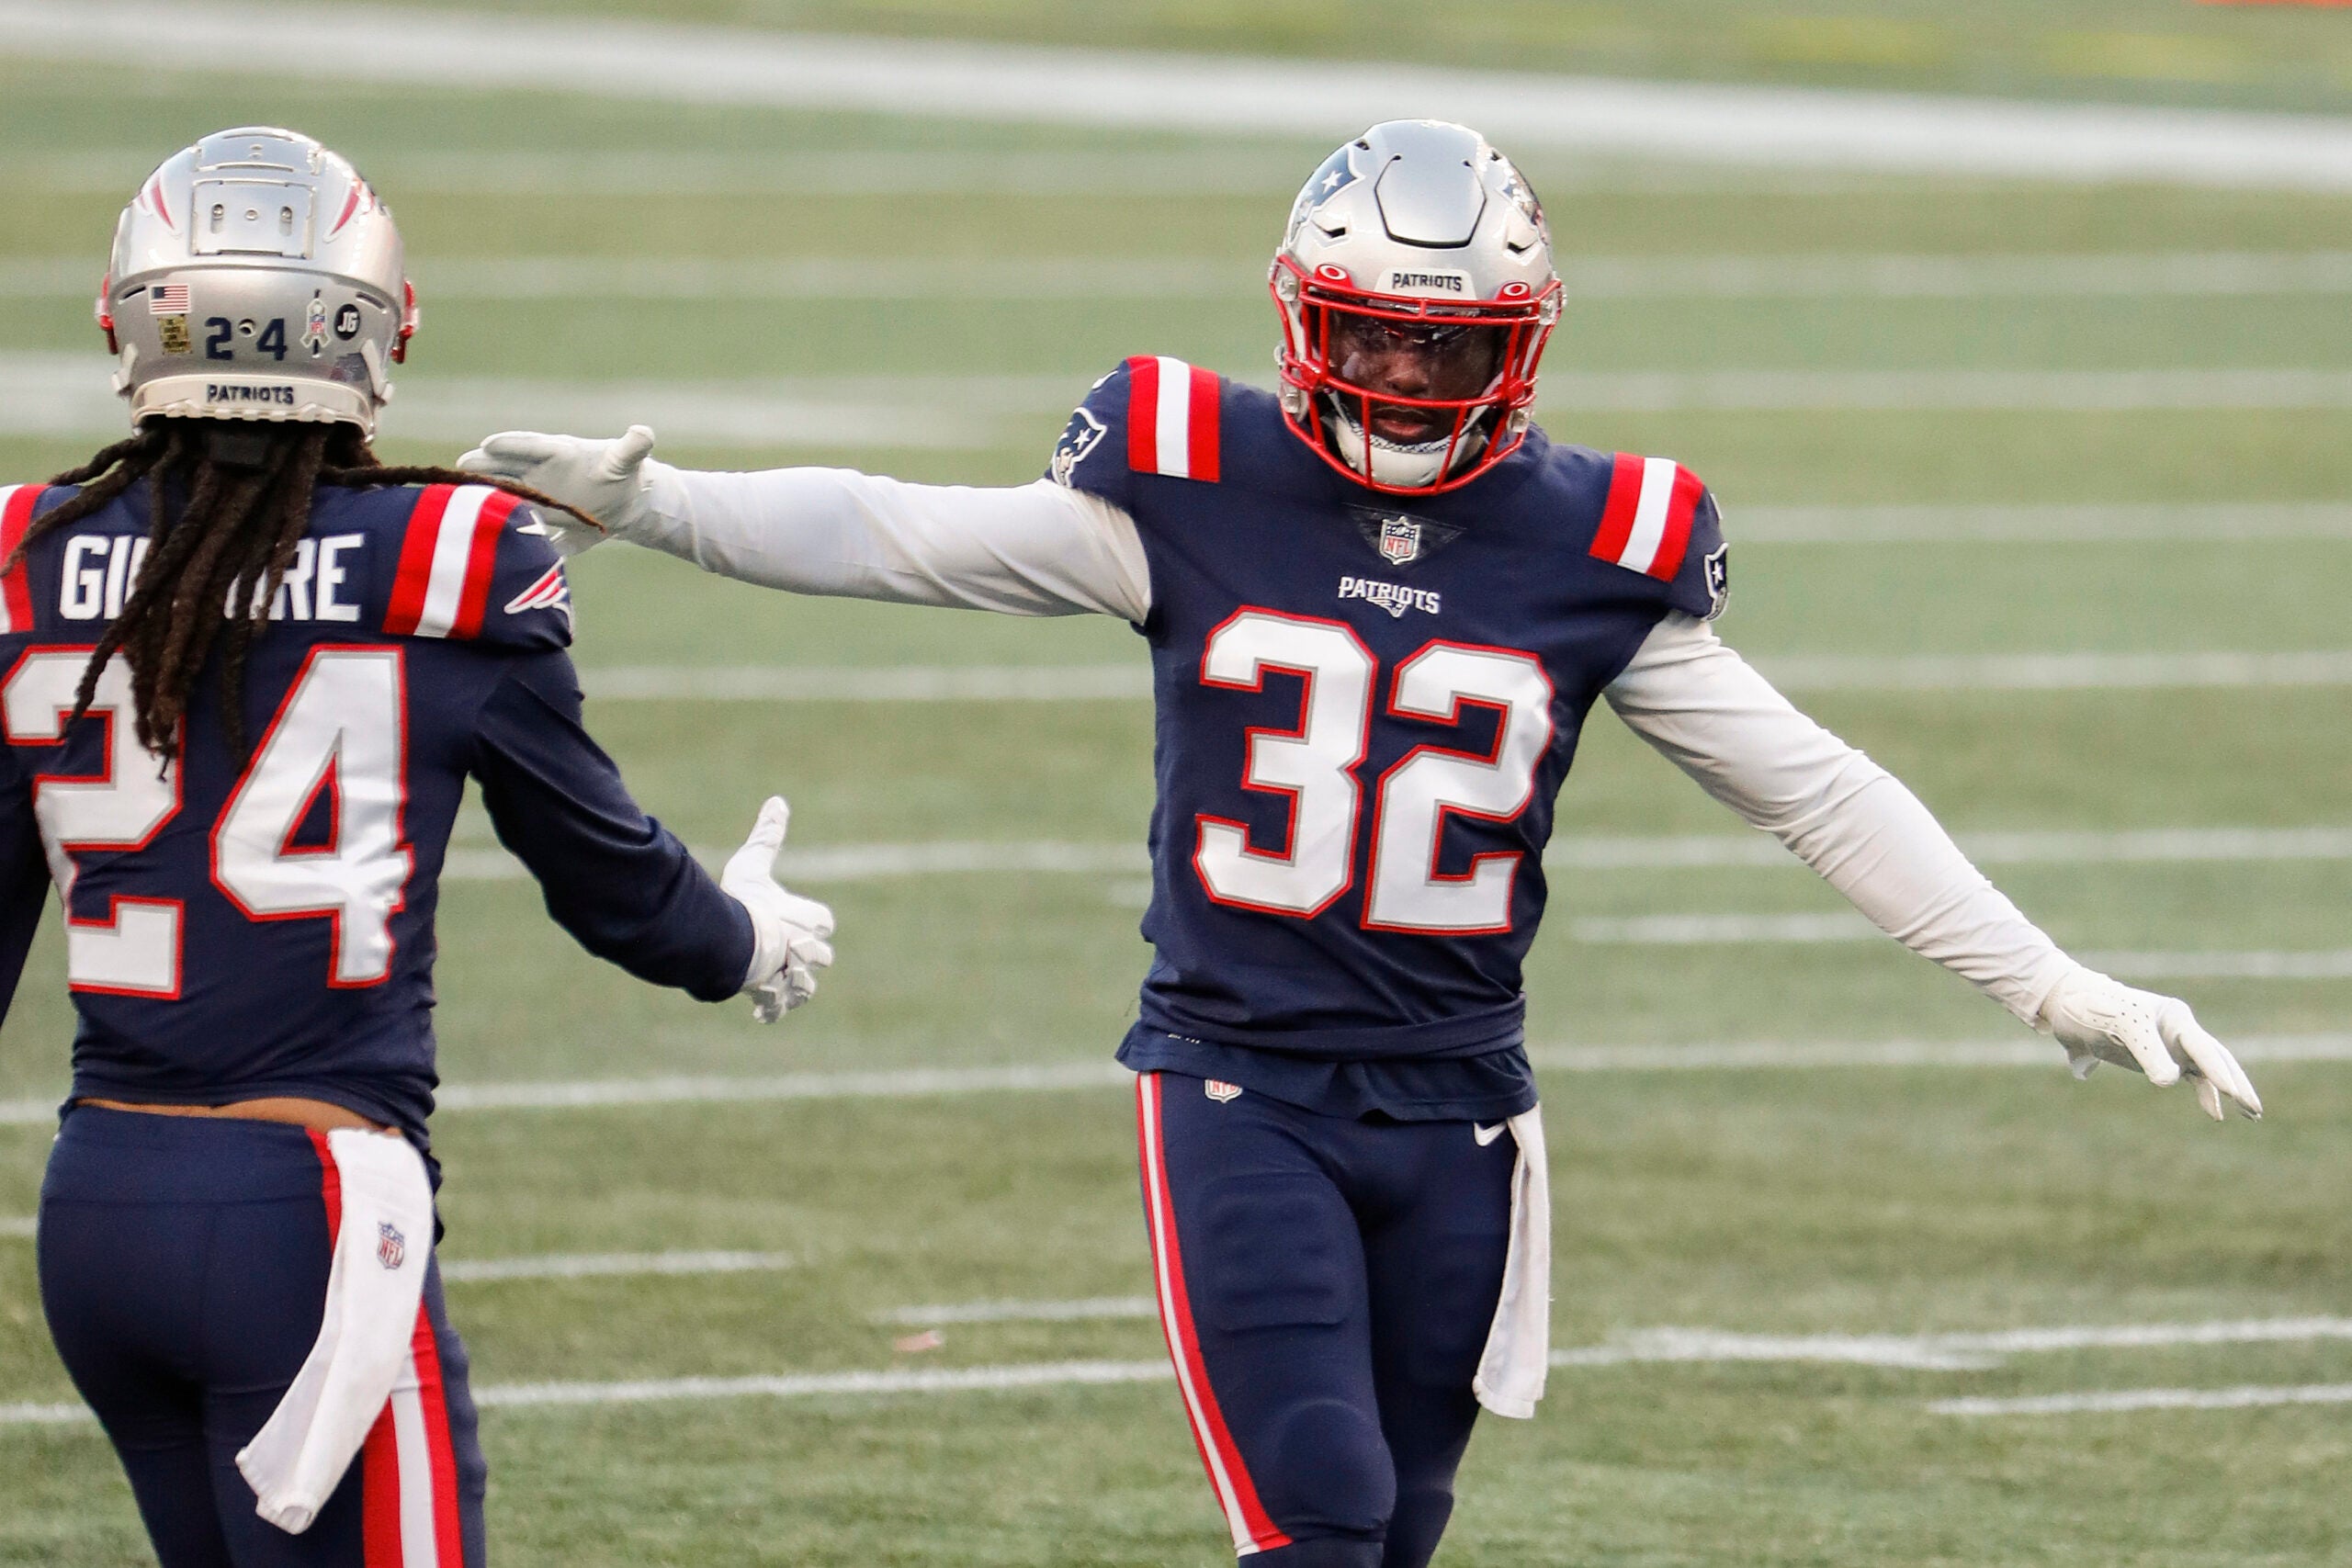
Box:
[38,1107,486,1568]
[1136,1072,1517,1567]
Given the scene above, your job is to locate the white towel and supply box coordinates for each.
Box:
[1472,1105,1551,1419]
[236,1126,434,1534]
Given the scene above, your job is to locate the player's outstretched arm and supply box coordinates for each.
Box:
[470,648,833,1021]
[1604,613,2261,1121]
[458,425,1151,620]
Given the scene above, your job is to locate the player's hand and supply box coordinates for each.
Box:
[456,425,657,557]
[719,796,836,1023]
[2039,965,2261,1122]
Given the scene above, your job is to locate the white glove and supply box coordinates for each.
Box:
[719,796,836,1023]
[455,424,658,558]
[2038,965,2262,1122]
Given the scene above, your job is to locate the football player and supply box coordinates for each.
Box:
[464,120,2260,1568]
[9,129,834,1568]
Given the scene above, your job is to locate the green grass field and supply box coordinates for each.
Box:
[1,6,2349,1563]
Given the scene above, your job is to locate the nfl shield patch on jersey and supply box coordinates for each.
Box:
[1348,505,1462,570]
[376,1222,406,1271]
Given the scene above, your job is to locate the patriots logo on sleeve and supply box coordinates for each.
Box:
[503,562,571,627]
[1051,407,1107,489]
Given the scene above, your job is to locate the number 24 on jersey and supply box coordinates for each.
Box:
[4,649,410,997]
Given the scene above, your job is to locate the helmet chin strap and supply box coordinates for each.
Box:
[1325,403,1490,491]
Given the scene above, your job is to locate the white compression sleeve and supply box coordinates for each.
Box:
[631,464,1153,622]
[1603,613,2073,1024]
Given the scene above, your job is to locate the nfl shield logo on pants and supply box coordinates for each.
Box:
[377,1222,406,1271]
[1377,516,1422,566]
[1204,1079,1242,1103]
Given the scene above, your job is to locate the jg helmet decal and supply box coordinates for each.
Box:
[96,127,417,438]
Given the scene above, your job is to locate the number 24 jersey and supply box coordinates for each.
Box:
[1055,357,1725,1119]
[0,478,752,1146]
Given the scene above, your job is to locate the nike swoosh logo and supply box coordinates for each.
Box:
[1473,1122,1507,1146]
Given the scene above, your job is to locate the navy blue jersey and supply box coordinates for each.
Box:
[1053,356,1725,1120]
[0,477,752,1146]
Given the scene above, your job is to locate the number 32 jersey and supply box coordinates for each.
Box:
[1057,358,1725,1121]
[0,478,753,1147]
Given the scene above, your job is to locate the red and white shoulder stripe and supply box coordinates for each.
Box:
[0,485,49,635]
[1125,355,1222,482]
[1589,454,1705,582]
[386,484,523,640]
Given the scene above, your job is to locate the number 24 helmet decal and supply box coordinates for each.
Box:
[1272,119,1562,495]
[96,127,417,438]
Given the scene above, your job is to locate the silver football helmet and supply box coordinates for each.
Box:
[96,127,415,437]
[1272,120,1561,493]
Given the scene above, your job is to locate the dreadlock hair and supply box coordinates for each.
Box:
[4,419,598,766]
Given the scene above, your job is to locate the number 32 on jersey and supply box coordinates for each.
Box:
[1193,608,1554,934]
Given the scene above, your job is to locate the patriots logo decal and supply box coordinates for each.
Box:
[505,563,572,627]
[1304,146,1360,208]
[1050,406,1107,489]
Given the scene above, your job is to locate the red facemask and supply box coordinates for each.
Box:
[1271,254,1559,495]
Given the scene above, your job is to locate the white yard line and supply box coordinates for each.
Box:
[1572,912,1872,944]
[8,1034,2342,1127]
[1527,1035,2352,1071]
[26,253,2352,303]
[1534,368,2352,412]
[1555,826,2352,869]
[1566,917,2352,977]
[435,1061,1135,1113]
[2083,951,2352,980]
[474,1359,1173,1411]
[873,1297,1158,1325]
[0,149,1321,199]
[23,352,2352,446]
[435,827,2352,886]
[1754,649,2352,690]
[0,354,1016,451]
[1931,1382,2352,1416]
[0,1402,89,1427]
[1736,502,2352,543]
[13,1323,2351,1428]
[582,665,1149,702]
[0,1360,1176,1429]
[6,4,2352,190]
[565,653,2352,704]
[438,1250,792,1283]
[1556,1317,2352,1371]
